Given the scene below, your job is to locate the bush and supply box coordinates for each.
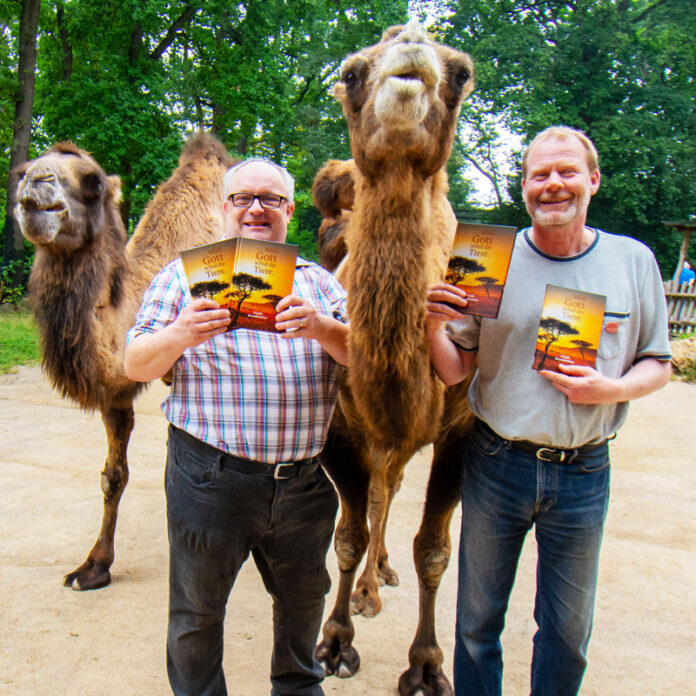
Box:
[0,255,33,306]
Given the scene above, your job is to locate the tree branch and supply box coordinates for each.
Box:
[631,0,670,23]
[149,4,199,61]
[55,1,73,80]
[461,150,504,207]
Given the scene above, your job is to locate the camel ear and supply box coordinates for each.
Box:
[10,161,29,189]
[312,159,356,218]
[107,175,122,205]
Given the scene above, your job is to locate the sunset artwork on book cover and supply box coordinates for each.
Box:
[180,237,298,333]
[532,284,606,372]
[446,222,518,318]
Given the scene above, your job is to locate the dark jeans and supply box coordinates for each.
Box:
[165,426,338,696]
[454,421,611,696]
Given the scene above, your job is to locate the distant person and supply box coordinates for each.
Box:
[425,126,671,696]
[125,158,348,696]
[679,259,695,286]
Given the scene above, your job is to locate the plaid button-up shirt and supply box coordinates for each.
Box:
[126,256,347,463]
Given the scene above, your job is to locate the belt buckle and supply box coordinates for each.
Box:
[536,447,565,462]
[273,462,295,479]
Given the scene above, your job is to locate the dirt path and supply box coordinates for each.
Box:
[1,366,694,695]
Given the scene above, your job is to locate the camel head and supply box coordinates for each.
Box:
[14,142,124,253]
[333,22,474,180]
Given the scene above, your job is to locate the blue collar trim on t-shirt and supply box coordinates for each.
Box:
[523,227,600,262]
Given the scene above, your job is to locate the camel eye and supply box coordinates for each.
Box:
[82,173,103,201]
[454,68,471,89]
[343,71,358,88]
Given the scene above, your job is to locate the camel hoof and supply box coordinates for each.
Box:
[63,566,111,591]
[398,665,453,696]
[378,563,399,587]
[315,640,360,679]
[336,662,358,679]
[349,587,382,617]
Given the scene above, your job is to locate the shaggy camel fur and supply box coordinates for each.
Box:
[14,133,234,590]
[315,24,476,696]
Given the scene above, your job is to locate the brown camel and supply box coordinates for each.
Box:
[314,23,476,696]
[13,132,234,590]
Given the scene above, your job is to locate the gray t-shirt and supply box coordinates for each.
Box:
[447,228,671,448]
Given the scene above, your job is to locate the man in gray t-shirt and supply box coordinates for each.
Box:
[426,126,671,696]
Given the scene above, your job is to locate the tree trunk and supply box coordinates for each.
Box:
[2,0,42,281]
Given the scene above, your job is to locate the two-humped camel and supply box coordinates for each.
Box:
[14,133,234,590]
[315,24,476,696]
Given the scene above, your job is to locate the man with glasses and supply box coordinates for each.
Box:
[124,158,348,696]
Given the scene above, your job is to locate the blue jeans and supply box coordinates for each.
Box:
[454,421,610,696]
[165,426,338,696]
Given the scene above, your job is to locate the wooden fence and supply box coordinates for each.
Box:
[664,280,696,337]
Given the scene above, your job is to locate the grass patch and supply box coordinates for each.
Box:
[0,307,40,374]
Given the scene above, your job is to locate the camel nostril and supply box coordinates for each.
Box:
[21,198,40,211]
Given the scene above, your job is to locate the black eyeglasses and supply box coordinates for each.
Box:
[227,193,287,209]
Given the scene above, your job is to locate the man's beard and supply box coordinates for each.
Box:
[527,188,590,227]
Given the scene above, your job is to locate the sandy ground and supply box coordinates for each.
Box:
[0,365,694,696]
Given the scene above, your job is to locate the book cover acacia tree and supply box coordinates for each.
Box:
[181,238,297,332]
[533,284,606,372]
[446,222,517,318]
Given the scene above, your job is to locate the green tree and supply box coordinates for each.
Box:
[2,0,40,280]
[441,0,696,273]
[35,0,197,229]
[2,1,411,266]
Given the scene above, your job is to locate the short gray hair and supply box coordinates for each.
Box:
[224,158,295,202]
[522,126,599,179]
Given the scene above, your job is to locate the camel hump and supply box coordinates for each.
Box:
[312,159,355,218]
[381,25,405,42]
[47,141,89,157]
[178,130,237,171]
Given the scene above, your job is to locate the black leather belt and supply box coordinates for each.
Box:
[170,425,319,480]
[476,419,609,463]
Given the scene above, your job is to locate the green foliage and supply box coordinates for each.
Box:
[0,307,39,373]
[0,3,19,212]
[0,251,33,305]
[7,0,408,245]
[440,0,696,275]
[2,0,694,279]
[288,189,322,262]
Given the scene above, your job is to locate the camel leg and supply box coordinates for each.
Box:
[350,458,405,617]
[316,425,370,679]
[398,428,468,696]
[349,449,408,618]
[375,464,404,587]
[63,404,134,591]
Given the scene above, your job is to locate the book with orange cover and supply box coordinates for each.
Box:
[446,222,518,318]
[180,237,298,333]
[532,284,606,372]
